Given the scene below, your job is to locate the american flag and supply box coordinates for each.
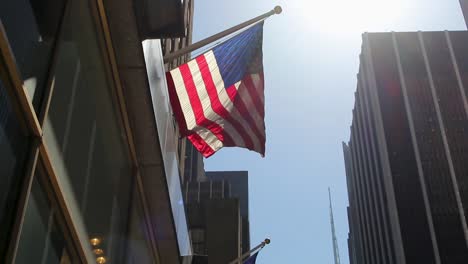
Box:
[167,23,266,157]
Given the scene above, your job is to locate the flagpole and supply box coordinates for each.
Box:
[163,6,282,63]
[227,238,270,264]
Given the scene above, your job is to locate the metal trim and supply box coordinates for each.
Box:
[0,21,42,138]
[39,144,94,263]
[94,0,139,169]
[392,32,441,264]
[357,71,388,264]
[445,31,468,119]
[4,140,40,264]
[363,32,407,264]
[418,31,468,246]
[360,59,395,263]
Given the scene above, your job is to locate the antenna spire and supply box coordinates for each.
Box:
[329,188,341,264]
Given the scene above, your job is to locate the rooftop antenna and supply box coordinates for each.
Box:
[329,187,341,264]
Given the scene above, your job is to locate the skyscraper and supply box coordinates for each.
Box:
[460,0,468,28]
[184,171,251,264]
[344,31,468,264]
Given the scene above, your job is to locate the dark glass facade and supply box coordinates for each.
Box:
[0,0,195,263]
[184,171,251,264]
[0,75,30,259]
[344,31,468,264]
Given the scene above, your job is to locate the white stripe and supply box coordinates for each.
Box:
[170,68,197,130]
[186,59,245,147]
[250,74,264,104]
[237,78,265,134]
[231,82,262,152]
[195,128,224,152]
[205,52,262,151]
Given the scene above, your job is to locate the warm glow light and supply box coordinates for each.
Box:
[96,257,107,264]
[90,238,101,246]
[93,248,104,255]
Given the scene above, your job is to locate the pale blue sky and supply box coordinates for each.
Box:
[193,1,466,263]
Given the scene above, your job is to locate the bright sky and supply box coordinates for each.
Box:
[193,1,466,263]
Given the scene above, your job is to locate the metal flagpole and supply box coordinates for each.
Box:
[227,238,270,264]
[163,6,282,63]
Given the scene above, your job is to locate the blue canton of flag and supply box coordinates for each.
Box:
[243,252,259,264]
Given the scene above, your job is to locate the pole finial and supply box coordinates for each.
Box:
[274,6,283,14]
[264,238,271,244]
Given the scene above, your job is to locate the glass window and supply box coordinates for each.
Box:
[125,189,154,264]
[42,0,133,262]
[0,77,30,257]
[15,170,76,264]
[190,228,206,255]
[0,0,65,110]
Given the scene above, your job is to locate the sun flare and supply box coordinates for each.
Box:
[299,0,406,34]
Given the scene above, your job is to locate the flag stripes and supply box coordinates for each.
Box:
[167,23,265,157]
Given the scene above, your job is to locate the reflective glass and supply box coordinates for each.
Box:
[43,0,133,262]
[126,189,154,264]
[0,78,29,256]
[0,0,64,110]
[15,175,74,264]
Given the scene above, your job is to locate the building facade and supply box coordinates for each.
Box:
[0,0,195,263]
[460,0,468,28]
[344,31,468,264]
[184,171,250,264]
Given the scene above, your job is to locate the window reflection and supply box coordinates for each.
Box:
[0,0,65,110]
[126,189,154,264]
[42,0,133,262]
[15,171,73,264]
[0,78,29,257]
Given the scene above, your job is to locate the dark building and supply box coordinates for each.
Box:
[0,0,196,263]
[206,171,250,254]
[460,0,468,28]
[344,31,468,264]
[184,171,250,264]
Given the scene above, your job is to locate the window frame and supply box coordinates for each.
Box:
[0,0,158,262]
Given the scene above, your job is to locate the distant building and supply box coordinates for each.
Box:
[207,171,250,254]
[344,31,468,264]
[185,171,250,264]
[460,0,468,28]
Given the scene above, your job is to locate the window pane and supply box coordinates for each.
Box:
[126,189,154,264]
[0,0,65,110]
[0,78,29,256]
[15,176,74,264]
[42,0,133,262]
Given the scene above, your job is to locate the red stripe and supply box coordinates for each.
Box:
[188,133,216,158]
[226,82,265,154]
[243,74,265,118]
[235,84,266,154]
[167,72,189,136]
[178,63,234,145]
[196,56,253,149]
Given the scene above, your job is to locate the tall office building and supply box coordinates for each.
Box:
[460,0,468,28]
[344,31,468,264]
[184,171,250,264]
[0,0,196,263]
